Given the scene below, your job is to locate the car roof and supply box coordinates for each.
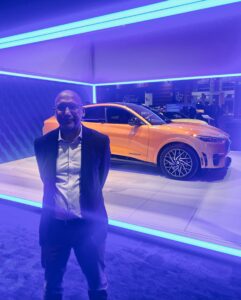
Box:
[83,102,153,125]
[84,102,142,110]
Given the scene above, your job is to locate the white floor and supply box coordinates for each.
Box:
[0,152,241,250]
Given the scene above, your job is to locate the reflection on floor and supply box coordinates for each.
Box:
[0,151,241,250]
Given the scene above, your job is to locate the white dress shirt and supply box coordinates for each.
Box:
[54,128,82,220]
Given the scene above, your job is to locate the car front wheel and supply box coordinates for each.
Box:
[159,144,199,180]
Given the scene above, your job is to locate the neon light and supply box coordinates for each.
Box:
[2,71,240,87]
[1,194,241,258]
[109,220,241,258]
[0,70,93,86]
[0,194,41,208]
[1,0,241,48]
[92,85,97,104]
[1,71,241,100]
[95,73,241,86]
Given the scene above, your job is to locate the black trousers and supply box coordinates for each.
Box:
[41,218,108,300]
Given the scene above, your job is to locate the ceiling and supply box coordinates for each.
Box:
[1,1,241,84]
[0,0,165,37]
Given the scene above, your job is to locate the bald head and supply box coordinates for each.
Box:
[55,90,83,107]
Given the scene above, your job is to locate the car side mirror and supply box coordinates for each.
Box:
[128,117,142,126]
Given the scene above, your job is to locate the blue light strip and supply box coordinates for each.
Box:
[109,220,241,258]
[92,85,97,104]
[95,73,241,86]
[1,70,241,104]
[0,194,41,208]
[1,0,241,49]
[0,70,93,86]
[1,193,241,258]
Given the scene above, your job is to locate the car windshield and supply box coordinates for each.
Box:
[128,105,166,125]
[145,107,172,123]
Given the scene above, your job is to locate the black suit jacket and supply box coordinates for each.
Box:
[34,125,110,245]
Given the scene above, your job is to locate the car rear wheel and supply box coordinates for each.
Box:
[159,144,199,180]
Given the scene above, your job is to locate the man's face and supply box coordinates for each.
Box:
[55,91,83,131]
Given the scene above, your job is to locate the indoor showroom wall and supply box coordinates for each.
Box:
[0,75,92,163]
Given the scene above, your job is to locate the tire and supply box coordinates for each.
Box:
[159,143,200,180]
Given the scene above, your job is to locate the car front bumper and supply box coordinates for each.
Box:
[198,139,231,169]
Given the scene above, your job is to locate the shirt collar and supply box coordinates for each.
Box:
[58,125,82,144]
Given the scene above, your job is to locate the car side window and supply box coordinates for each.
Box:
[106,107,133,124]
[83,107,105,123]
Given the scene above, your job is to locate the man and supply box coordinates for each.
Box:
[34,90,110,300]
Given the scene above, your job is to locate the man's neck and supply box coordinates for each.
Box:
[60,126,81,142]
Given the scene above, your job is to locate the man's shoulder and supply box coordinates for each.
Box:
[34,128,59,146]
[83,126,109,143]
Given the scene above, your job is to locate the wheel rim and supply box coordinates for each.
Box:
[163,148,193,178]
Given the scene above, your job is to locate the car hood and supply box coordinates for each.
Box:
[171,118,207,125]
[154,122,229,138]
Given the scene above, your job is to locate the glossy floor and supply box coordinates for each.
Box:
[0,151,240,250]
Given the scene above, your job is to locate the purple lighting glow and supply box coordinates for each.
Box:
[1,193,241,258]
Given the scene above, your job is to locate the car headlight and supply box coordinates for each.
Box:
[193,135,226,143]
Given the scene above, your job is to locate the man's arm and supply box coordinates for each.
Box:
[99,136,111,188]
[34,138,44,182]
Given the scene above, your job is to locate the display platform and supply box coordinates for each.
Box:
[0,151,241,250]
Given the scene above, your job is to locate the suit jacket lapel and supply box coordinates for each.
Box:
[47,128,59,180]
[81,125,89,178]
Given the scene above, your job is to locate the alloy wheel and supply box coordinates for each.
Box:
[163,148,193,178]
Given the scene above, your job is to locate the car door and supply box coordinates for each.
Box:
[105,106,149,161]
[82,105,126,155]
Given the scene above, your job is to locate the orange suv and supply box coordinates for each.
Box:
[43,103,231,180]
